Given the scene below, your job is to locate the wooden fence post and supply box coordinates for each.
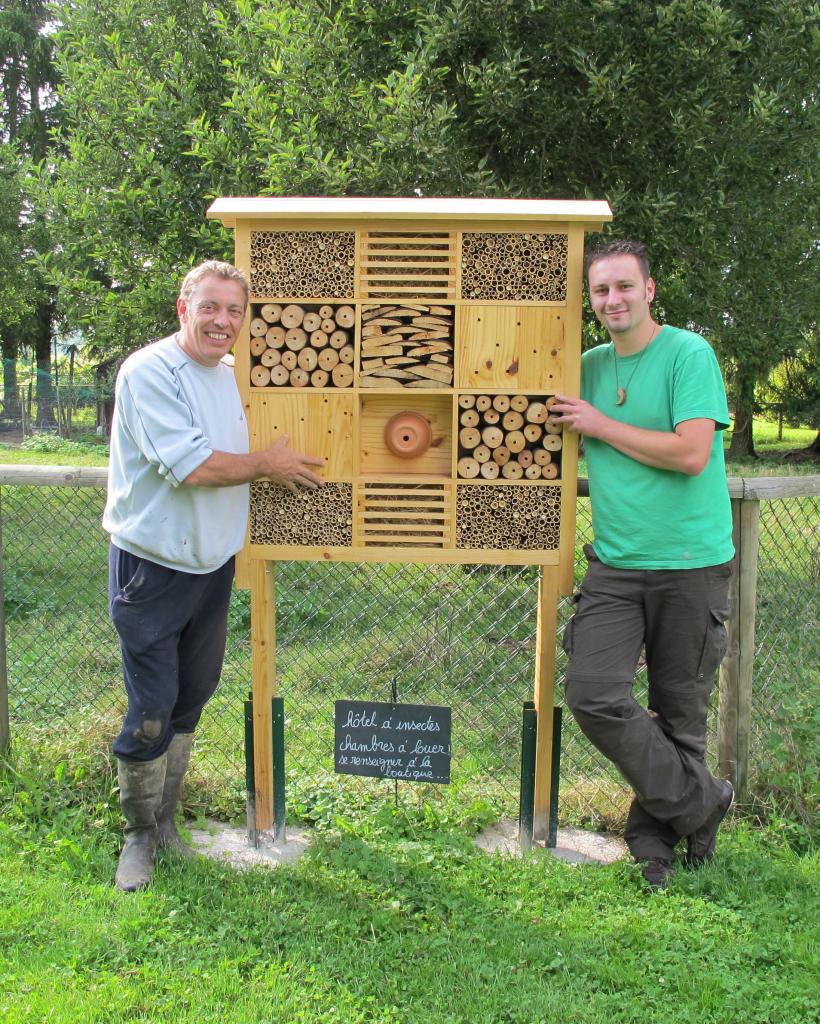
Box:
[719,494,761,794]
[0,488,9,754]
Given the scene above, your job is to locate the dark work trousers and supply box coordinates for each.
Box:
[563,545,732,861]
[109,544,235,763]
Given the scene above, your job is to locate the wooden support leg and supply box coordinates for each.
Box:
[533,567,559,840]
[251,559,276,830]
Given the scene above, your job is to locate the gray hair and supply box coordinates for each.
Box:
[179,260,249,307]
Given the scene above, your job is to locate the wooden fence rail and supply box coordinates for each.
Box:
[1,465,818,795]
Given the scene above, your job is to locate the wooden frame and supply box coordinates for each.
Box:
[208,197,612,835]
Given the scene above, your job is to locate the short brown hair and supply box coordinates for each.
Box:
[585,240,650,282]
[179,260,249,307]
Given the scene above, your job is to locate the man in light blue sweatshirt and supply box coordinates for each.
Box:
[103,260,324,891]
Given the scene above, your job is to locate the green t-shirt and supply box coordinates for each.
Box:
[581,326,734,569]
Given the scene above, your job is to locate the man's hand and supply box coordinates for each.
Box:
[256,435,325,494]
[183,437,325,491]
[551,395,715,476]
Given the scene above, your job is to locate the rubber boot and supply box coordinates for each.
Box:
[115,756,166,892]
[156,732,196,857]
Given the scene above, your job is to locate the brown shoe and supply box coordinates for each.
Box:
[685,780,734,868]
[640,857,674,889]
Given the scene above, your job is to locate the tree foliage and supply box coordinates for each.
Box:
[37,0,819,452]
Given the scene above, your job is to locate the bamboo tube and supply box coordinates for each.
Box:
[250,365,271,387]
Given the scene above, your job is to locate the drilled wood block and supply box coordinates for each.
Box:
[458,307,564,391]
[250,231,355,298]
[461,232,568,302]
[456,484,561,550]
[250,481,353,546]
[248,391,354,481]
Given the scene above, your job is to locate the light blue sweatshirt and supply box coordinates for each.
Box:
[103,334,249,573]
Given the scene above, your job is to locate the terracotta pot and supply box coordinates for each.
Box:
[384,411,432,458]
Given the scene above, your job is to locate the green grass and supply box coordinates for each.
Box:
[0,745,818,1024]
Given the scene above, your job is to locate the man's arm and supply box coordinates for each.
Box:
[184,435,325,493]
[551,396,715,476]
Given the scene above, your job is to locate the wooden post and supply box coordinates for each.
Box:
[719,497,761,794]
[533,567,559,839]
[251,559,276,829]
[0,489,9,754]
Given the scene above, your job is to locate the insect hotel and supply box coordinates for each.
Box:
[206,197,613,842]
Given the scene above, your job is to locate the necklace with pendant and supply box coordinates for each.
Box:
[614,325,659,406]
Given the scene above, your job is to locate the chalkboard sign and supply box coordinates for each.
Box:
[334,700,451,784]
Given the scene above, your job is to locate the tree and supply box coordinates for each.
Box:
[0,0,61,425]
[760,329,820,461]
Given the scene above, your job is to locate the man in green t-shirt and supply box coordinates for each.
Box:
[551,240,735,889]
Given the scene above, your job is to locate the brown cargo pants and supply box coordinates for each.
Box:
[563,545,733,861]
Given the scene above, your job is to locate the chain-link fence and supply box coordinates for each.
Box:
[1,473,817,829]
[1,359,118,440]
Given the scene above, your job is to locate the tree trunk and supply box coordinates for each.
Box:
[727,371,756,459]
[34,298,56,427]
[1,330,21,422]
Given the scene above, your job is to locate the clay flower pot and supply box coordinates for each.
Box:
[384,411,432,458]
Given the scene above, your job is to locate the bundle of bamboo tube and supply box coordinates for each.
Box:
[456,394,562,480]
[359,304,454,388]
[249,302,354,388]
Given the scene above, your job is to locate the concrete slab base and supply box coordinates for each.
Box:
[188,819,311,870]
[475,817,627,865]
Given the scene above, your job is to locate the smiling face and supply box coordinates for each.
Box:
[176,274,247,367]
[588,253,656,342]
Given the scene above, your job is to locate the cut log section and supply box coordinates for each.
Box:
[456,393,563,480]
[358,303,454,388]
[249,302,354,388]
